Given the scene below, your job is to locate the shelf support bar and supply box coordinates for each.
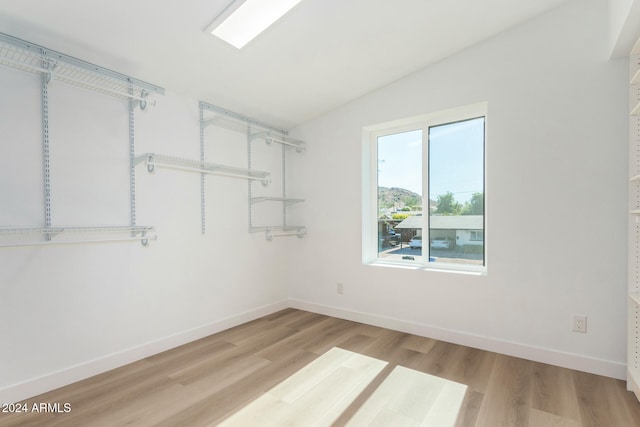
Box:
[248,124,253,230]
[41,48,52,239]
[129,84,137,230]
[282,143,287,228]
[200,103,206,234]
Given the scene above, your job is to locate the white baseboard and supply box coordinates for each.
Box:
[2,297,626,405]
[288,298,626,380]
[0,299,289,405]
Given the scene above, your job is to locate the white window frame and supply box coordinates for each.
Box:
[362,102,487,274]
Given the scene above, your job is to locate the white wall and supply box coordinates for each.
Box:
[0,68,290,402]
[287,0,630,378]
[609,0,640,57]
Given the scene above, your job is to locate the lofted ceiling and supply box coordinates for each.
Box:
[0,0,572,128]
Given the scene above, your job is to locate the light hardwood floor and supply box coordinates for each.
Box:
[1,309,640,426]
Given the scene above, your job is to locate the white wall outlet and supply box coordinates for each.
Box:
[337,283,344,295]
[572,315,587,333]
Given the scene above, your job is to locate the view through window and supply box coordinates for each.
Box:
[377,129,423,263]
[429,117,484,266]
[374,111,485,269]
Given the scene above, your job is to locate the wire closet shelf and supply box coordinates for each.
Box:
[135,153,271,184]
[0,226,156,248]
[200,101,307,240]
[200,102,305,152]
[0,32,164,248]
[0,32,164,104]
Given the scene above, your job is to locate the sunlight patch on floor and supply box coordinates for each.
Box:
[217,347,387,426]
[216,347,467,426]
[346,365,467,427]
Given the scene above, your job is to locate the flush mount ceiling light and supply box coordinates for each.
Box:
[205,0,304,49]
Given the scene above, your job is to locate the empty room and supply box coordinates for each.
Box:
[2,0,640,425]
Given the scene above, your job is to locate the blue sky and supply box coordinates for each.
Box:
[377,117,484,204]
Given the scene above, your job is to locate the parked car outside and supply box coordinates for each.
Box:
[409,235,422,249]
[430,237,451,249]
[384,230,400,246]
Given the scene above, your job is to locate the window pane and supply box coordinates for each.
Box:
[428,117,484,266]
[377,129,422,262]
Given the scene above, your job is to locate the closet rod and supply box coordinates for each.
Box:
[148,162,270,182]
[137,153,271,183]
[265,135,303,148]
[267,231,304,239]
[251,131,304,151]
[0,236,157,248]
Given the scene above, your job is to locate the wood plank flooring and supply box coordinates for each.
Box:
[345,365,467,426]
[219,347,388,426]
[1,308,639,426]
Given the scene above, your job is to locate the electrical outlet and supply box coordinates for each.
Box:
[572,315,587,333]
[337,283,344,295]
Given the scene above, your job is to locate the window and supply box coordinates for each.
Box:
[470,231,484,242]
[362,103,486,272]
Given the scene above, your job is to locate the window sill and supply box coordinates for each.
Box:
[365,259,486,276]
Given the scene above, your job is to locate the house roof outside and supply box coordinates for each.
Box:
[395,215,483,230]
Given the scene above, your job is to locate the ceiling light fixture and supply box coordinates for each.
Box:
[205,0,304,49]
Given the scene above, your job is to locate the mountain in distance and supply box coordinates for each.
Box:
[378,187,422,210]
